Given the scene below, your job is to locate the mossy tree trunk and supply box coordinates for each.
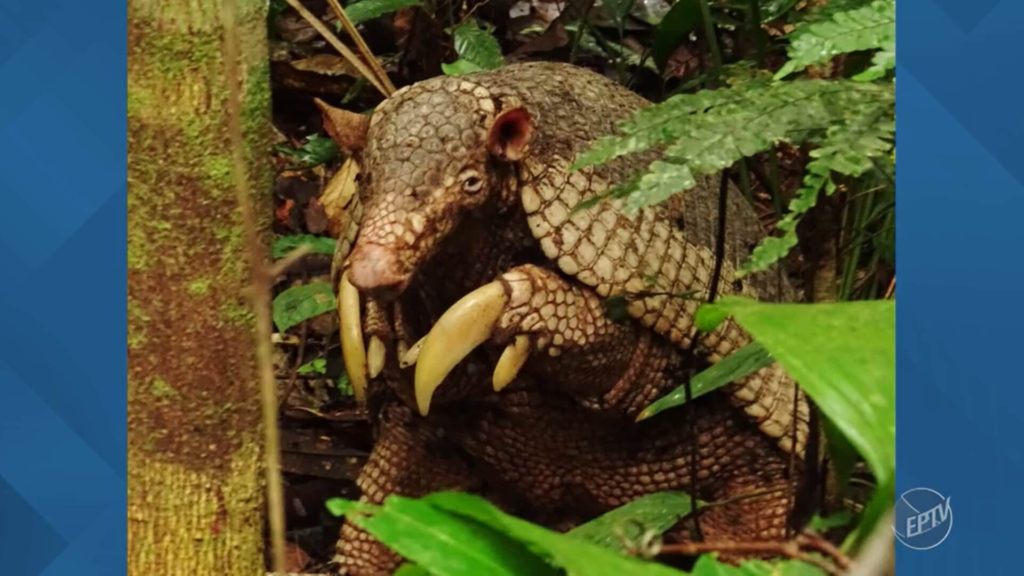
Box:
[127,0,273,573]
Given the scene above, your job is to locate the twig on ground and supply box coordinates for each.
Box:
[283,0,390,96]
[799,532,853,571]
[659,533,851,576]
[270,244,313,278]
[325,0,395,95]
[280,288,310,410]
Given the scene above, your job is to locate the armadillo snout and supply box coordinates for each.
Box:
[348,243,409,299]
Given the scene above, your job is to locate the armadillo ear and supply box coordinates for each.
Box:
[315,98,369,155]
[487,107,534,161]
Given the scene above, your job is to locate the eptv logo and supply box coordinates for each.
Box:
[893,487,953,550]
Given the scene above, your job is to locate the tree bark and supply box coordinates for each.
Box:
[127,0,273,573]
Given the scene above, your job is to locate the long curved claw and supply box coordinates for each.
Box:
[493,335,530,392]
[399,336,425,368]
[338,272,367,403]
[367,335,386,379]
[414,281,507,416]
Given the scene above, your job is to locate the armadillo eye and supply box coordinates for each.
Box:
[461,173,483,195]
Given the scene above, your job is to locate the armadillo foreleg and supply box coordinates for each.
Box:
[412,263,689,418]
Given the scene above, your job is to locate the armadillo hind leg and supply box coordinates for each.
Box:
[664,474,798,554]
[451,390,803,540]
[335,403,480,575]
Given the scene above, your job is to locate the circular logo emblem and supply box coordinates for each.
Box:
[893,487,952,550]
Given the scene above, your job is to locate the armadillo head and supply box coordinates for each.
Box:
[345,76,533,299]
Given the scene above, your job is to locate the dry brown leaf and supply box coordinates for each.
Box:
[314,98,369,156]
[276,198,296,228]
[304,197,330,234]
[284,541,312,572]
[510,20,570,58]
[320,157,361,238]
[274,12,319,43]
[291,53,359,77]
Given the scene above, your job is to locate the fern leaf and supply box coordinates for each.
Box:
[854,46,895,81]
[739,167,832,277]
[775,0,895,79]
[624,161,696,213]
[737,101,895,277]
[578,79,891,214]
[571,87,749,171]
[444,21,503,73]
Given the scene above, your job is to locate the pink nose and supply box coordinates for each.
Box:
[348,244,408,295]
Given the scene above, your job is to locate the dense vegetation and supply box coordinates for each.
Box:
[264,0,895,573]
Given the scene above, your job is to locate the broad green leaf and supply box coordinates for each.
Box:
[328,496,558,576]
[689,554,826,575]
[695,298,894,487]
[651,0,702,72]
[843,480,893,550]
[272,281,336,332]
[441,59,485,76]
[694,302,730,332]
[775,0,894,79]
[297,358,327,375]
[344,0,421,26]
[807,510,854,532]
[325,496,351,517]
[329,492,825,575]
[274,133,338,167]
[444,21,503,74]
[822,416,858,508]
[638,343,774,420]
[568,491,698,552]
[337,371,354,396]
[395,564,432,576]
[272,234,336,259]
[424,492,684,576]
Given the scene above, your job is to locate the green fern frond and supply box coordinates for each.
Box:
[854,47,895,81]
[738,102,895,276]
[572,85,759,172]
[575,79,892,214]
[739,165,832,278]
[775,0,895,80]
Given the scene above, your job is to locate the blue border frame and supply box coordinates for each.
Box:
[0,2,126,574]
[897,0,1024,573]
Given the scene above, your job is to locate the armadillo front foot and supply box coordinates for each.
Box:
[408,263,686,417]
